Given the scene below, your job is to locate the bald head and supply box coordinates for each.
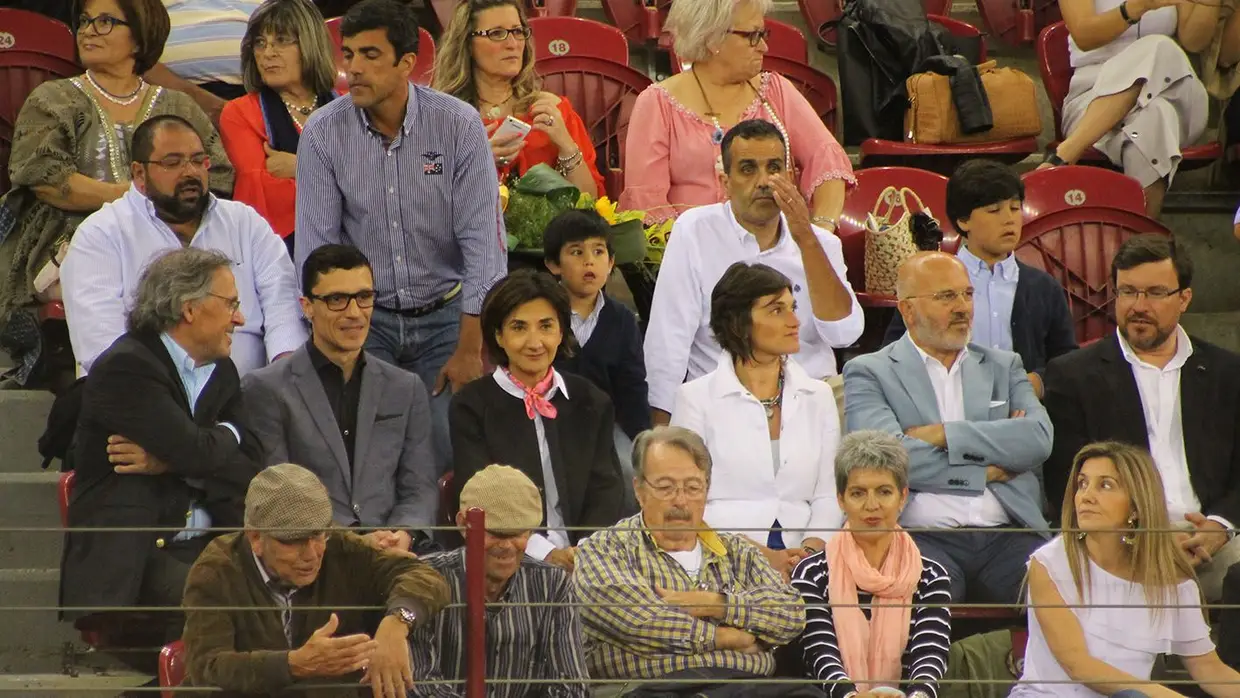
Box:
[896,252,969,300]
[896,251,973,356]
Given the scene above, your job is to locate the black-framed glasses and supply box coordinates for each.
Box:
[309,290,377,311]
[904,289,976,304]
[140,153,211,171]
[641,477,708,501]
[77,13,130,36]
[208,293,242,313]
[469,26,532,42]
[728,28,771,47]
[1115,286,1184,301]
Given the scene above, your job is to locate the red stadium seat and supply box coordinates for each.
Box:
[798,0,953,48]
[601,0,672,47]
[537,56,652,200]
[325,18,436,88]
[1014,206,1172,344]
[669,18,807,73]
[529,16,628,64]
[929,13,989,62]
[159,641,187,698]
[1021,165,1146,220]
[526,0,578,17]
[976,0,1061,47]
[57,470,74,527]
[0,9,76,60]
[439,472,456,526]
[0,51,80,193]
[1037,21,1221,172]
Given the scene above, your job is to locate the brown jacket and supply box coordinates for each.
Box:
[182,531,450,697]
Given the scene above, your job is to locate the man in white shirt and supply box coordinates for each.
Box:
[844,252,1052,603]
[1045,234,1240,599]
[62,115,306,376]
[643,119,863,425]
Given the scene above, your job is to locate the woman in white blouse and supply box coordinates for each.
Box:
[1014,441,1240,698]
[671,261,841,577]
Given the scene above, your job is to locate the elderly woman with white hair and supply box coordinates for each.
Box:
[618,0,854,226]
[791,430,952,698]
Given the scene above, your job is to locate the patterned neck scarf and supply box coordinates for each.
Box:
[505,368,558,420]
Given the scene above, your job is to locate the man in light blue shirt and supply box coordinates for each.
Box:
[62,114,306,376]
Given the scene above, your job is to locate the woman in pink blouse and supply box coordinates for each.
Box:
[619,0,855,228]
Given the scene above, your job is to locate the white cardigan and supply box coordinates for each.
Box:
[671,356,843,547]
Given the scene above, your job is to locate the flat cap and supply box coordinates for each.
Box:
[459,465,543,533]
[245,463,334,541]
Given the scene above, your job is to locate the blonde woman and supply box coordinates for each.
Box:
[618,0,853,226]
[432,0,603,196]
[1013,441,1240,698]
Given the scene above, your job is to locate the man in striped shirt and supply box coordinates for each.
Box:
[574,427,805,693]
[295,0,507,474]
[410,465,589,697]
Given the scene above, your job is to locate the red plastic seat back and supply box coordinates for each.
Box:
[439,472,456,525]
[57,470,75,527]
[0,52,80,193]
[325,18,435,88]
[0,9,76,60]
[1015,206,1172,344]
[928,14,988,62]
[537,56,652,200]
[529,16,628,64]
[526,0,578,17]
[1021,165,1146,220]
[601,0,671,46]
[1037,21,1072,139]
[762,57,839,137]
[159,641,186,698]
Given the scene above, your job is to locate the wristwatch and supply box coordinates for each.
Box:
[389,606,417,628]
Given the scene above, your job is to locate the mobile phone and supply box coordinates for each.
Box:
[493,114,532,142]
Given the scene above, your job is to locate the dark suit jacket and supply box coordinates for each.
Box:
[242,345,438,533]
[884,259,1078,375]
[60,331,261,617]
[449,373,628,543]
[1043,332,1240,523]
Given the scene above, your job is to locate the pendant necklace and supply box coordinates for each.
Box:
[757,364,785,420]
[480,88,514,120]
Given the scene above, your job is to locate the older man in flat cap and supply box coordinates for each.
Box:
[181,463,450,698]
[409,465,590,697]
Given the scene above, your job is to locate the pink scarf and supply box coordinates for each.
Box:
[826,524,923,693]
[505,368,558,420]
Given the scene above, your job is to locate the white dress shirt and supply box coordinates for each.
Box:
[492,368,572,560]
[1116,327,1233,529]
[901,341,1010,529]
[61,185,307,375]
[670,355,843,547]
[644,202,864,412]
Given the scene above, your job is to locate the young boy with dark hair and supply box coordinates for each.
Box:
[885,159,1077,397]
[543,210,651,472]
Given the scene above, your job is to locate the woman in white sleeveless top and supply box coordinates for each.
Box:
[1012,441,1240,697]
[1041,0,1230,218]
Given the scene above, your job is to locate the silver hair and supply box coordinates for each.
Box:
[666,0,774,64]
[126,248,234,335]
[834,430,910,494]
[632,426,713,482]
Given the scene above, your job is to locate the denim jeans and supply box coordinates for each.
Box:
[1111,691,1151,698]
[365,297,462,475]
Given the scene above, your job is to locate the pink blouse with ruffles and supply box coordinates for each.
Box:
[618,72,856,224]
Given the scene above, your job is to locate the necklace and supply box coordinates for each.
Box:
[756,364,785,420]
[85,70,145,106]
[479,87,514,120]
[283,98,315,116]
[691,68,726,147]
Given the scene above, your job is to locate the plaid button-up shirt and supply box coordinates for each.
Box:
[573,514,805,680]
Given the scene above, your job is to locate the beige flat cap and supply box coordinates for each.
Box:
[459,464,544,534]
[245,463,334,541]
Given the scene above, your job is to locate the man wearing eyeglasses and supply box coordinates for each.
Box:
[62,114,306,377]
[1044,234,1240,601]
[242,244,440,556]
[843,251,1052,605]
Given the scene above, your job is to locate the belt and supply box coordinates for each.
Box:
[377,283,462,318]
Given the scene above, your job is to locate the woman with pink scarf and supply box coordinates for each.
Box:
[791,430,952,698]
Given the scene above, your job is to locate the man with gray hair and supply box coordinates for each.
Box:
[60,247,263,653]
[574,426,805,694]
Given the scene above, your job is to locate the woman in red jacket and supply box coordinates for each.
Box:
[219,0,338,257]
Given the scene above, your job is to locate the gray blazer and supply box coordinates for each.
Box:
[843,334,1052,532]
[241,345,437,533]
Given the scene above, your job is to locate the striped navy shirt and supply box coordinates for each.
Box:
[791,552,952,698]
[295,84,507,315]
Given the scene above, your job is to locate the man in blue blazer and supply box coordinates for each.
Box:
[845,251,1053,603]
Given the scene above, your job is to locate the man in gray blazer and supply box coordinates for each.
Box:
[844,252,1052,603]
[243,245,438,553]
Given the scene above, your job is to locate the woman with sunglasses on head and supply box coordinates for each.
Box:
[0,0,231,389]
[433,0,604,196]
[619,0,853,227]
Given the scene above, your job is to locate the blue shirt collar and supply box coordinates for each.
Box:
[958,244,1019,281]
[159,332,216,379]
[357,82,419,137]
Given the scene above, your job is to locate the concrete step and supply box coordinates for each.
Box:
[0,569,77,675]
[0,473,63,570]
[0,392,54,474]
[0,671,154,696]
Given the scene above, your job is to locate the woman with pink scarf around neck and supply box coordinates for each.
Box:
[791,431,952,698]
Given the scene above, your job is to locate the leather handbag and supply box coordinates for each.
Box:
[864,186,930,296]
[905,60,1042,144]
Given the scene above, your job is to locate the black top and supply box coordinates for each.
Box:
[306,340,365,468]
[553,293,652,439]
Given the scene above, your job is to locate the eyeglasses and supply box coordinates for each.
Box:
[1115,286,1184,301]
[641,477,708,501]
[77,13,130,36]
[140,153,211,171]
[252,34,298,52]
[308,290,377,311]
[728,28,771,47]
[904,289,976,304]
[208,293,242,313]
[469,26,532,42]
